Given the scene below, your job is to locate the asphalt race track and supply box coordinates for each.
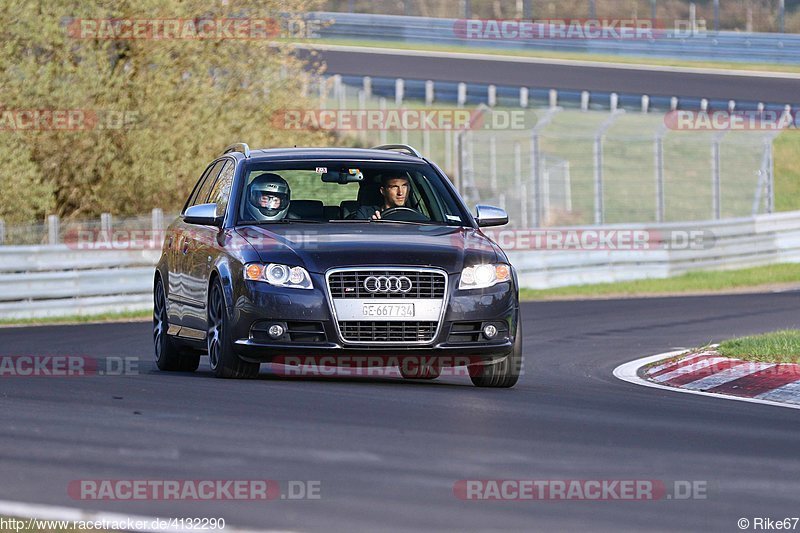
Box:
[305,46,800,105]
[1,292,799,532]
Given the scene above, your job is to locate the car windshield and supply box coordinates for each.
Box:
[237,161,469,226]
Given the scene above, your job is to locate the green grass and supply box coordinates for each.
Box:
[0,309,150,328]
[774,130,800,212]
[718,330,800,364]
[520,263,800,300]
[307,38,800,74]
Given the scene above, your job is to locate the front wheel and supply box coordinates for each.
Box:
[469,329,522,388]
[207,280,259,379]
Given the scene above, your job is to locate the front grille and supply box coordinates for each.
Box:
[339,321,437,342]
[328,270,446,299]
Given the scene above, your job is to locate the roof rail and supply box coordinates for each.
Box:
[221,142,251,158]
[371,144,422,158]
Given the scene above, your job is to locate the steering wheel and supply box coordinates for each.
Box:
[379,207,430,222]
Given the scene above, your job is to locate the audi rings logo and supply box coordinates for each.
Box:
[363,276,413,293]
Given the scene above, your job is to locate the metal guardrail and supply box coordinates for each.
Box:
[313,12,800,64]
[507,210,800,288]
[0,246,159,319]
[2,211,800,318]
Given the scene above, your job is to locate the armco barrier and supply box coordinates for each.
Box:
[312,12,800,65]
[0,246,159,319]
[2,211,800,319]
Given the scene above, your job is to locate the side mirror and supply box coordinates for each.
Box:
[474,205,508,227]
[183,203,222,226]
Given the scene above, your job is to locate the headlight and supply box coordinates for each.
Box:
[244,263,313,289]
[459,263,511,290]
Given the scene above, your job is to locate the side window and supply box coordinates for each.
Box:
[183,163,215,213]
[208,160,235,218]
[190,161,225,209]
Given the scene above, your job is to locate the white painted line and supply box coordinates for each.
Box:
[0,499,290,533]
[650,357,732,383]
[756,380,800,404]
[680,362,774,390]
[301,43,800,80]
[613,351,800,411]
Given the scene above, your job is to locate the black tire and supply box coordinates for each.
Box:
[469,329,522,388]
[154,277,200,372]
[207,280,259,379]
[399,358,441,380]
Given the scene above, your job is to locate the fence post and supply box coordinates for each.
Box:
[641,94,650,113]
[319,77,327,110]
[425,80,434,106]
[445,129,453,175]
[549,89,558,109]
[332,75,343,108]
[363,76,372,99]
[768,138,775,213]
[779,0,785,33]
[670,97,678,111]
[610,93,618,112]
[520,87,529,108]
[101,212,112,235]
[654,130,665,223]
[580,91,589,111]
[713,0,720,31]
[395,78,404,107]
[47,214,60,245]
[514,141,526,226]
[487,84,496,107]
[0,218,5,245]
[592,111,624,225]
[379,98,388,145]
[700,98,708,112]
[593,135,604,224]
[530,131,541,227]
[457,82,467,108]
[711,136,722,219]
[151,208,164,249]
[489,136,497,197]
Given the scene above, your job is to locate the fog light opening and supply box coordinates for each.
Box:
[482,324,498,339]
[268,324,286,339]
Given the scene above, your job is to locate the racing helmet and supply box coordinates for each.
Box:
[246,173,290,221]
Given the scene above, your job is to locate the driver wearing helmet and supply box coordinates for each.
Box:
[349,174,410,220]
[245,173,290,221]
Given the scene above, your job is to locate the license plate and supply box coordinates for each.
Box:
[362,303,415,318]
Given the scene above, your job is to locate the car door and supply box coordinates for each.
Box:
[180,159,235,332]
[168,160,225,327]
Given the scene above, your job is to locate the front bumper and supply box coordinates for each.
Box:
[231,272,518,365]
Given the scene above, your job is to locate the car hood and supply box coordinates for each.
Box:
[236,223,501,274]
